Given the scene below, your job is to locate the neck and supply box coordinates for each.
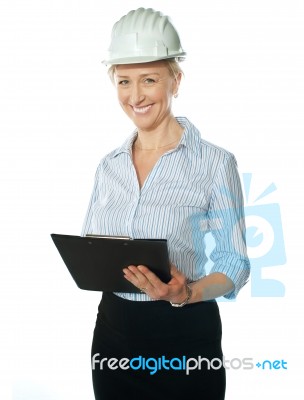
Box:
[134,117,183,151]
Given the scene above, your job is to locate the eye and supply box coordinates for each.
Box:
[118,80,129,86]
[144,78,156,84]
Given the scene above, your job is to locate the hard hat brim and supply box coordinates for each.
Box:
[102,53,186,66]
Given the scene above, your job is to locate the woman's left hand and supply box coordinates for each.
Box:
[123,264,188,303]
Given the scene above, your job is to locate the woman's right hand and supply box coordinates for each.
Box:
[123,263,189,303]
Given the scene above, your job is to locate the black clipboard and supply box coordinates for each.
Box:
[51,233,171,293]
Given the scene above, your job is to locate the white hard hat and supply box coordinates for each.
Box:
[102,8,186,66]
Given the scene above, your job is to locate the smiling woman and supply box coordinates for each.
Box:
[114,62,182,145]
[80,7,250,400]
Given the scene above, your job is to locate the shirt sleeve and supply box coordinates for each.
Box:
[80,165,100,237]
[208,154,250,299]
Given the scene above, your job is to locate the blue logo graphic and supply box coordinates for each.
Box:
[191,173,286,298]
[243,173,286,297]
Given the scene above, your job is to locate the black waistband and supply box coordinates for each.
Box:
[96,292,221,345]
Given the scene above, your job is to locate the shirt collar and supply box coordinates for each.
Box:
[176,116,202,155]
[110,117,201,158]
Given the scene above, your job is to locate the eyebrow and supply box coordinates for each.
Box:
[116,72,161,79]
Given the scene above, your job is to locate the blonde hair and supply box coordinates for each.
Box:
[107,59,184,85]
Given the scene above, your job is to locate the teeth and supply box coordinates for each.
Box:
[133,105,152,114]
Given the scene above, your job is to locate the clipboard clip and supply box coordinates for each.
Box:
[85,234,132,240]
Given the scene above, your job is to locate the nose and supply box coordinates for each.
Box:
[130,83,145,105]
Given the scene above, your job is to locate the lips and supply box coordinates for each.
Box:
[132,104,153,114]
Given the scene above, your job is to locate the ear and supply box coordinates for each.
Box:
[172,72,182,96]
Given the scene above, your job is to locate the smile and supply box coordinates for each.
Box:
[132,105,153,114]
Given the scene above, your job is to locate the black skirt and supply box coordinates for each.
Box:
[91,292,226,400]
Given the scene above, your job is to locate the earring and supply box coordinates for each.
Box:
[174,93,179,98]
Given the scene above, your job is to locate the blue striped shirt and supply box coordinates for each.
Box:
[81,117,250,300]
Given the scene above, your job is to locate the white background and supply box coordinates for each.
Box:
[1,0,303,399]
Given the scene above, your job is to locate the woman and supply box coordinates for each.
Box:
[82,8,250,400]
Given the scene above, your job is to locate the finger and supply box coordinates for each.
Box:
[170,264,186,281]
[123,265,151,290]
[136,266,173,300]
[137,265,166,290]
[170,264,178,274]
[123,266,141,284]
[170,264,182,274]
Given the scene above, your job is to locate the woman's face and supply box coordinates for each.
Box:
[114,61,180,132]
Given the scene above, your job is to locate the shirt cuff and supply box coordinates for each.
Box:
[209,253,250,299]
